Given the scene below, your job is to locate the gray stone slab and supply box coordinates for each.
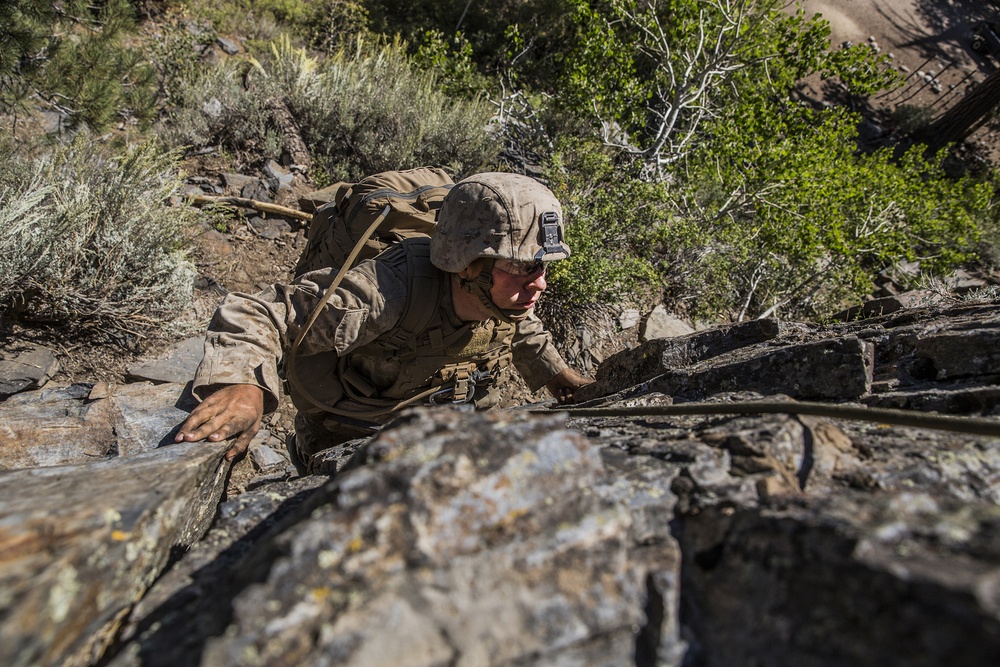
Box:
[110,476,328,667]
[640,304,695,341]
[127,337,205,385]
[915,328,1000,380]
[249,441,289,471]
[0,382,195,470]
[196,410,657,666]
[653,336,874,400]
[221,173,258,192]
[298,183,347,213]
[863,385,1000,415]
[577,319,781,402]
[619,308,641,329]
[0,343,59,398]
[0,441,229,667]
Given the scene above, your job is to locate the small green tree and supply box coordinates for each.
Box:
[557,0,897,176]
[679,105,989,319]
[525,0,988,320]
[0,0,156,132]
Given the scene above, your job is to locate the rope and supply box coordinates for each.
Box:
[539,400,1000,438]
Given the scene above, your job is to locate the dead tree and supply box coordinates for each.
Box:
[598,0,751,180]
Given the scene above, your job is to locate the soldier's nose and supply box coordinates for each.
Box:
[526,271,547,291]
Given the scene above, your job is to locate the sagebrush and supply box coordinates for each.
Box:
[159,36,499,180]
[0,140,197,344]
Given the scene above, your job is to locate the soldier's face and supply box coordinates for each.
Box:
[489,261,548,312]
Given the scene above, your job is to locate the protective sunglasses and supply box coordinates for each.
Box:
[495,258,546,276]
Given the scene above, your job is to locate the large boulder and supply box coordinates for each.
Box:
[3,302,1000,666]
[0,441,229,667]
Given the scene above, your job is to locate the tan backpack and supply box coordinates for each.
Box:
[294,167,454,276]
[288,167,459,418]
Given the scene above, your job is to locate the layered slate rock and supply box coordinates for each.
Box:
[576,319,783,401]
[107,409,690,666]
[198,410,662,666]
[579,302,1000,413]
[0,440,229,667]
[0,382,193,470]
[565,396,1000,665]
[3,303,1000,667]
[650,336,873,400]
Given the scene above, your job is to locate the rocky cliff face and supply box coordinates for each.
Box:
[2,302,999,666]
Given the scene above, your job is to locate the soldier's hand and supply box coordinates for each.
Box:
[545,367,595,405]
[175,384,265,461]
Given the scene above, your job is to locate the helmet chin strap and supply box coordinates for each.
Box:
[458,259,531,323]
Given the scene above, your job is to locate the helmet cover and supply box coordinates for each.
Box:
[430,173,570,272]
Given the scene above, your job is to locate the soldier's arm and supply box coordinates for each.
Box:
[511,313,593,402]
[179,260,406,459]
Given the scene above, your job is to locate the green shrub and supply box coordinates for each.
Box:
[179,0,370,51]
[144,15,220,109]
[543,139,663,308]
[157,61,284,169]
[291,37,499,180]
[412,29,492,99]
[0,140,197,344]
[674,105,991,321]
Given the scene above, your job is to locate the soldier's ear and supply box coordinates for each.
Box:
[457,259,484,280]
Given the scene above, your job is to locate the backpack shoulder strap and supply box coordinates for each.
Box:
[378,237,443,354]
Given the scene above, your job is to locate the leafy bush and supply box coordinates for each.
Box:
[674,101,990,320]
[290,37,499,180]
[144,14,220,109]
[412,30,492,99]
[157,61,285,168]
[543,139,662,308]
[0,140,197,344]
[542,111,991,322]
[160,36,499,180]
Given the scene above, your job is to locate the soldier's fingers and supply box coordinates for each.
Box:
[176,410,218,442]
[176,406,232,442]
[224,427,258,462]
[203,411,255,443]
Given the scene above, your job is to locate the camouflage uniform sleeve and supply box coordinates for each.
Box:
[510,312,569,392]
[192,259,407,413]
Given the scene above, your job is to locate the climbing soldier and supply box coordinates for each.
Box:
[175,172,593,472]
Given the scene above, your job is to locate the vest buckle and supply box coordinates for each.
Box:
[429,367,492,406]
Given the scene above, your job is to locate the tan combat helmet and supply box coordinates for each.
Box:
[430,173,570,272]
